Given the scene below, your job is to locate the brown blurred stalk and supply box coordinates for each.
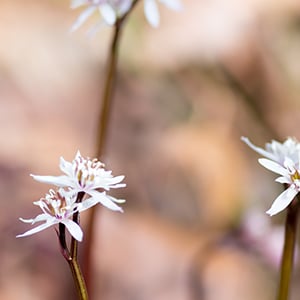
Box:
[83,0,140,296]
[277,197,299,300]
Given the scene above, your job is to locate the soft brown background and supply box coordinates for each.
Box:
[1,0,300,299]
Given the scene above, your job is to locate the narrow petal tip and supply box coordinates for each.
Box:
[265,209,275,217]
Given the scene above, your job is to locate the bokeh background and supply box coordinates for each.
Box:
[1,0,300,299]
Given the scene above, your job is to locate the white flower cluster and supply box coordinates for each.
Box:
[71,0,182,33]
[242,137,300,216]
[17,151,125,241]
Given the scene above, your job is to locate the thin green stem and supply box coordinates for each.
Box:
[68,257,89,300]
[59,222,89,300]
[276,198,299,300]
[83,0,140,294]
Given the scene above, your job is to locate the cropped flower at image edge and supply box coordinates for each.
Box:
[70,0,182,33]
[242,136,300,216]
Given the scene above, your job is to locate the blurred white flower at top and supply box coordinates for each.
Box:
[17,188,98,241]
[71,0,133,33]
[31,151,126,212]
[242,137,300,216]
[70,0,182,33]
[144,0,182,27]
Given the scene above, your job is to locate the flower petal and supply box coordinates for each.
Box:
[144,0,160,27]
[19,214,50,224]
[106,194,126,203]
[275,176,291,184]
[88,190,124,212]
[16,220,57,238]
[71,6,97,32]
[94,175,126,190]
[59,156,74,177]
[266,187,298,216]
[61,219,83,242]
[31,174,73,187]
[241,137,277,161]
[99,4,117,25]
[258,158,289,177]
[71,0,87,9]
[77,196,100,212]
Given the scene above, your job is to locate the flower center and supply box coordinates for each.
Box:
[73,155,105,189]
[291,170,300,181]
[42,190,70,219]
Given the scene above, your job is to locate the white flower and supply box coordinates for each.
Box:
[242,137,300,216]
[31,151,126,212]
[241,136,300,166]
[71,0,133,32]
[70,0,182,33]
[17,189,98,241]
[144,0,182,27]
[259,158,300,216]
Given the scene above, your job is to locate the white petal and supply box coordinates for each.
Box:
[99,4,117,25]
[59,156,74,176]
[16,220,56,238]
[88,190,123,212]
[266,187,298,216]
[94,175,126,190]
[144,0,160,27]
[106,194,126,203]
[19,214,50,224]
[71,6,97,32]
[258,158,289,177]
[284,157,296,170]
[71,0,87,9]
[160,0,182,10]
[109,183,126,189]
[77,196,100,212]
[241,137,277,161]
[75,150,82,159]
[275,176,291,184]
[31,174,73,187]
[19,217,35,224]
[61,219,83,242]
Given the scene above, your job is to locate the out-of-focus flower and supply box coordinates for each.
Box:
[71,0,133,32]
[242,137,300,216]
[31,151,126,212]
[241,137,300,166]
[144,0,182,27]
[70,0,182,33]
[17,189,98,241]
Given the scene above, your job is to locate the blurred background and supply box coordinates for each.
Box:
[2,0,300,299]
